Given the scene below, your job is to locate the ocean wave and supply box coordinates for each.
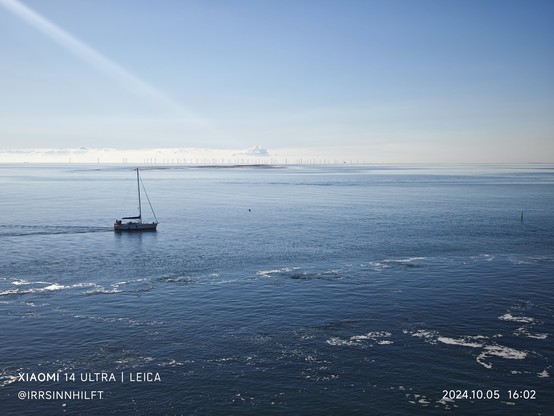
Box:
[12,279,50,286]
[369,257,427,270]
[469,253,497,262]
[0,277,157,298]
[73,314,163,328]
[0,224,111,237]
[508,255,554,265]
[157,275,195,285]
[0,280,99,297]
[257,267,301,277]
[257,266,342,281]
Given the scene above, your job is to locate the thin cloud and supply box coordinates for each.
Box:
[232,146,270,157]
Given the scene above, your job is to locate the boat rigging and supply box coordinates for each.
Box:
[114,168,158,231]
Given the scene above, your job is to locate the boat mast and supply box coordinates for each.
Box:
[136,168,142,220]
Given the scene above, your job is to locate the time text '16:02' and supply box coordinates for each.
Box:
[441,389,536,401]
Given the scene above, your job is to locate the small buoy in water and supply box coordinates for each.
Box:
[248,209,251,212]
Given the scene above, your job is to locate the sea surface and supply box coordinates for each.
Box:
[0,163,553,415]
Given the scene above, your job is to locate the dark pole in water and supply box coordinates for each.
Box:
[521,211,524,222]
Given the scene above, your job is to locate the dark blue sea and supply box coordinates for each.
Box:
[1,163,553,415]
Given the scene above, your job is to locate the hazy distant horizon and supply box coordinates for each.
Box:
[1,145,553,165]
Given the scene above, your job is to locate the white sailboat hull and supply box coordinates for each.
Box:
[114,221,157,231]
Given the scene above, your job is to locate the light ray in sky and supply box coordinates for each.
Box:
[0,0,205,122]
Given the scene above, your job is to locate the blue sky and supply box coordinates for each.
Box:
[0,0,553,162]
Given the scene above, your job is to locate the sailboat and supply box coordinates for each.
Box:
[114,168,158,231]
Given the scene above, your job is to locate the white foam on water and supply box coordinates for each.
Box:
[112,354,155,368]
[437,337,484,348]
[88,288,123,294]
[508,255,551,265]
[3,283,65,295]
[212,357,235,363]
[400,257,426,262]
[158,358,185,367]
[12,279,47,286]
[43,283,65,291]
[2,280,100,296]
[0,373,18,387]
[476,345,527,369]
[370,257,426,271]
[328,330,393,347]
[410,330,439,344]
[537,369,549,378]
[326,337,359,347]
[499,313,534,323]
[351,331,392,341]
[410,325,546,374]
[0,289,20,295]
[514,327,548,340]
[406,393,431,407]
[257,267,299,277]
[437,396,456,409]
